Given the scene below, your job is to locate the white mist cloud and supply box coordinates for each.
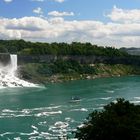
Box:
[50,0,65,3]
[31,0,44,2]
[33,7,43,15]
[31,0,65,2]
[107,6,140,23]
[48,11,74,17]
[0,6,140,48]
[3,0,13,3]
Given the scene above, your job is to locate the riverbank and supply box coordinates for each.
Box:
[18,63,140,84]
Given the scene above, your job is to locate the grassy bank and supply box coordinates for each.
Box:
[18,60,140,84]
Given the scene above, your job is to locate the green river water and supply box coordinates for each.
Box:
[0,76,140,139]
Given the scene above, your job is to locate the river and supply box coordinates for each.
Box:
[0,76,140,139]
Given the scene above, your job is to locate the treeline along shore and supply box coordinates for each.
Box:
[0,39,140,84]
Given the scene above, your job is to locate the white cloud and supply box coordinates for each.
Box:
[31,0,65,2]
[50,0,65,3]
[107,6,140,23]
[33,7,43,15]
[0,6,140,48]
[3,0,13,3]
[31,0,44,2]
[48,11,74,17]
[49,17,64,24]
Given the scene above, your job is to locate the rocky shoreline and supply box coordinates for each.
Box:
[44,73,126,84]
[19,63,140,85]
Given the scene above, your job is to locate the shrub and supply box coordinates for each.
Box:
[75,99,140,140]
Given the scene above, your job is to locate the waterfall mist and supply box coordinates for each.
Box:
[0,54,37,87]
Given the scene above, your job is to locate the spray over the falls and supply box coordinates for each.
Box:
[0,54,36,87]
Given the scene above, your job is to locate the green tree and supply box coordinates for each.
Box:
[0,45,8,53]
[75,98,140,140]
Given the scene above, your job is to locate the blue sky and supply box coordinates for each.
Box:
[0,0,140,20]
[0,0,140,47]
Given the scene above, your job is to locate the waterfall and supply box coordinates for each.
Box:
[10,54,17,74]
[0,54,37,88]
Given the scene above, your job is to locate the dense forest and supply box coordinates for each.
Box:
[1,39,140,84]
[0,39,129,57]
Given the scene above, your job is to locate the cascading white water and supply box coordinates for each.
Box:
[10,54,17,74]
[0,54,37,88]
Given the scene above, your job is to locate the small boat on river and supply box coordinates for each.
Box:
[69,96,81,103]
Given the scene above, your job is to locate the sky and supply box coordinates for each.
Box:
[0,0,140,48]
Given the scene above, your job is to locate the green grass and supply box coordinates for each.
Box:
[19,62,140,84]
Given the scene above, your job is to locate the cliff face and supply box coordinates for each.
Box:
[0,53,10,66]
[17,54,140,84]
[18,55,140,66]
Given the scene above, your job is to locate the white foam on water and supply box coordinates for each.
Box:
[40,132,52,136]
[93,107,104,110]
[70,108,88,112]
[0,113,32,118]
[48,122,70,138]
[35,110,62,117]
[0,126,73,140]
[13,114,32,117]
[134,97,140,100]
[112,100,117,103]
[54,121,69,129]
[2,109,17,113]
[14,137,21,140]
[0,108,32,118]
[77,124,85,128]
[29,136,58,140]
[105,90,114,93]
[49,128,67,134]
[65,117,75,123]
[87,97,112,101]
[130,100,140,104]
[20,130,39,136]
[20,129,60,140]
[96,103,106,106]
[0,54,37,88]
[31,125,38,131]
[0,132,14,137]
[87,98,98,101]
[21,109,31,114]
[37,132,55,140]
[0,106,63,119]
[100,97,112,100]
[38,121,47,126]
[24,105,61,112]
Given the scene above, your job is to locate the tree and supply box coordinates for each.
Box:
[75,99,140,140]
[0,45,8,53]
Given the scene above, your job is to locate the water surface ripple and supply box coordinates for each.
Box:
[0,76,140,139]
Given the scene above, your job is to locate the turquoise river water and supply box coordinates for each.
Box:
[0,76,140,139]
